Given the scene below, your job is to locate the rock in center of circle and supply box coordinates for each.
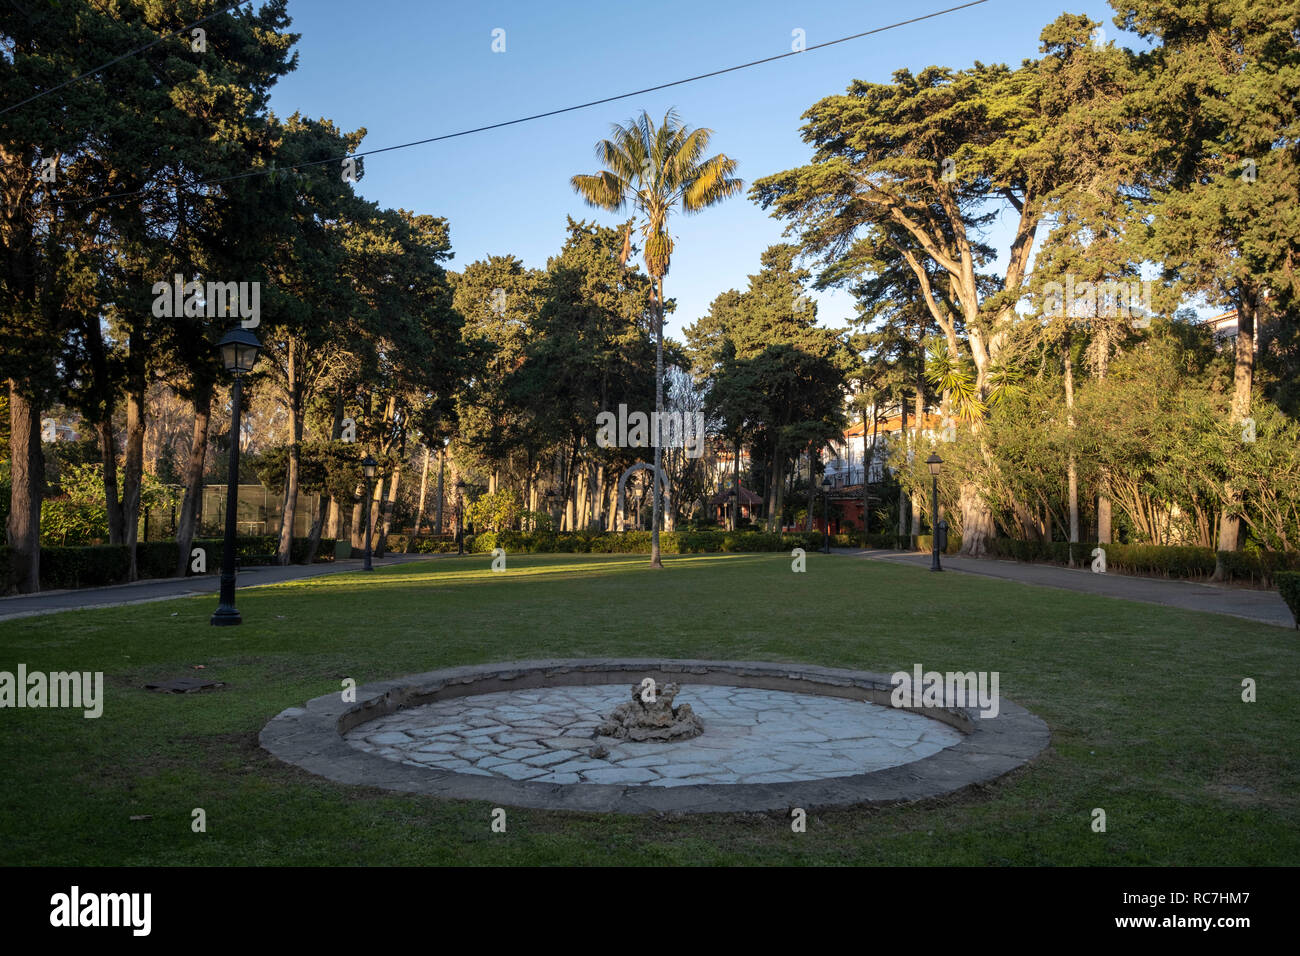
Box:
[595,681,704,742]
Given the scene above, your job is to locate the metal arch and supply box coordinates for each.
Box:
[615,463,669,531]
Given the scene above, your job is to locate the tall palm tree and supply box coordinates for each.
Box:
[572,108,743,567]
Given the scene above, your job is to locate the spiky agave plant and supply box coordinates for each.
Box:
[571,108,743,567]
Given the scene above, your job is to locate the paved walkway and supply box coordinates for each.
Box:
[0,553,436,621]
[845,548,1295,628]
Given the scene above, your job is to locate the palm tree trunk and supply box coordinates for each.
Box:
[650,276,664,568]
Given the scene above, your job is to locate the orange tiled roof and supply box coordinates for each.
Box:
[844,413,943,437]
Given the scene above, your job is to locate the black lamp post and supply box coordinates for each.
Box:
[455,478,466,555]
[211,327,261,627]
[730,487,738,532]
[821,475,832,554]
[927,453,944,572]
[544,489,557,530]
[361,453,377,571]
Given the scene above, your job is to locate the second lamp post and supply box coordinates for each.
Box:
[210,327,261,627]
[821,475,832,554]
[361,454,377,571]
[455,478,466,555]
[926,453,944,572]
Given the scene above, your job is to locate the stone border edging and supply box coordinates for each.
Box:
[259,659,1050,814]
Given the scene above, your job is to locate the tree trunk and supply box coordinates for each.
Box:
[957,479,994,556]
[650,276,664,567]
[733,438,742,531]
[862,403,878,536]
[897,398,908,540]
[377,466,399,555]
[910,384,924,548]
[304,391,345,564]
[82,312,124,544]
[1217,290,1256,557]
[122,359,146,582]
[774,454,786,532]
[276,344,301,565]
[327,496,343,541]
[350,489,365,551]
[98,419,125,544]
[435,445,445,534]
[6,382,43,593]
[412,446,431,543]
[174,382,212,575]
[1064,328,1079,564]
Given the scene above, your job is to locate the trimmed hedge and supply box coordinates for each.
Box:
[382,534,460,555]
[195,535,336,566]
[1277,572,1300,629]
[40,545,132,589]
[0,536,335,591]
[982,538,1298,585]
[1217,549,1300,586]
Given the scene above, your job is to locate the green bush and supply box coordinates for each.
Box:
[1217,549,1300,586]
[40,545,131,589]
[1276,572,1300,629]
[916,533,962,555]
[137,541,181,578]
[981,537,1300,583]
[190,535,335,567]
[400,535,461,554]
[0,535,335,592]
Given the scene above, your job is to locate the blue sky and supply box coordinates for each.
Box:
[268,0,1126,337]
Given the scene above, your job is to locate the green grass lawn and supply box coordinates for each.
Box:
[1,552,1296,866]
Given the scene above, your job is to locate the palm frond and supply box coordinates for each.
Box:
[570,172,626,212]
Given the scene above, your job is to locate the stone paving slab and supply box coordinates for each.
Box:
[260,658,1050,814]
[345,684,963,787]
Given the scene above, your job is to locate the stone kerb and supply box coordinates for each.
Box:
[260,659,1049,814]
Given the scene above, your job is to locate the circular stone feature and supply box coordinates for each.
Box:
[260,659,1051,814]
[345,684,963,787]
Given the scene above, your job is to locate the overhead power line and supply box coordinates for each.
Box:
[1,0,252,118]
[61,0,990,207]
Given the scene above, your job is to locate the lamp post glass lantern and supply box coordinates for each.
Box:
[211,327,261,626]
[926,453,943,572]
[362,454,377,571]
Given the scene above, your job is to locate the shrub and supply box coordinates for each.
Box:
[40,545,131,589]
[917,534,962,555]
[979,538,1300,582]
[1218,549,1300,586]
[193,535,335,566]
[406,535,461,554]
[137,541,181,579]
[1276,572,1300,629]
